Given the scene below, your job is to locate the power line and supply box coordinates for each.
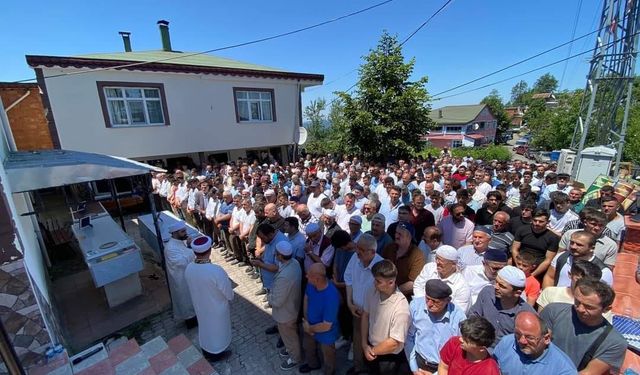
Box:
[431,26,603,98]
[559,0,584,89]
[324,0,455,106]
[13,0,396,83]
[400,0,454,46]
[432,32,636,101]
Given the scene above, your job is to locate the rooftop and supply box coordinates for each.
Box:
[429,104,487,125]
[26,50,324,82]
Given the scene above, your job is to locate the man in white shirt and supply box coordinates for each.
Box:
[462,248,508,306]
[548,192,579,236]
[335,193,361,233]
[413,246,471,312]
[307,181,327,220]
[542,230,613,288]
[344,233,384,374]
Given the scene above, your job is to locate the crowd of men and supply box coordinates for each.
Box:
[152,152,632,375]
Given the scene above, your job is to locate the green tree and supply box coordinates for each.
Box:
[481,89,511,143]
[533,73,559,93]
[509,80,529,106]
[527,89,583,150]
[303,98,328,154]
[335,32,433,161]
[623,77,640,163]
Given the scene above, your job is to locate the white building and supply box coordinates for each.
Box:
[26,21,324,169]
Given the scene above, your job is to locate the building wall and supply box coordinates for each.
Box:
[0,85,54,151]
[0,102,56,370]
[40,68,303,159]
[471,107,497,142]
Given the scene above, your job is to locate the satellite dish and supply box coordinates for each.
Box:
[472,123,480,131]
[297,127,308,145]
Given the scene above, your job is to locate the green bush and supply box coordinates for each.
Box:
[416,145,511,161]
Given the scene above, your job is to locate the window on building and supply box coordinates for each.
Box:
[97,82,169,128]
[452,140,463,148]
[233,88,276,122]
[478,122,485,129]
[446,126,462,133]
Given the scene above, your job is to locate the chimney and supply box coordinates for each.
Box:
[438,109,443,118]
[157,20,172,52]
[119,31,132,52]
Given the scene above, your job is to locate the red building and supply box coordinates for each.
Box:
[425,104,497,148]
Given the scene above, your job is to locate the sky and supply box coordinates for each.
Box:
[1,0,608,114]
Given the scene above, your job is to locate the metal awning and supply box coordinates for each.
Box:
[3,149,166,193]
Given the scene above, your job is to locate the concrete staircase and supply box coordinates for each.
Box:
[28,334,218,375]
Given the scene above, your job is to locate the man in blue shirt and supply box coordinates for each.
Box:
[253,224,288,299]
[493,311,577,375]
[405,279,466,374]
[300,263,340,374]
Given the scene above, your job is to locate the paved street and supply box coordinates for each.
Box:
[135,245,351,375]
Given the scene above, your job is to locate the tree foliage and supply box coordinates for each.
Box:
[533,73,559,93]
[303,98,328,154]
[481,89,511,142]
[526,89,582,150]
[509,80,529,106]
[335,32,433,161]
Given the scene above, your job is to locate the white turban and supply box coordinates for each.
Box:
[167,221,186,233]
[191,236,212,253]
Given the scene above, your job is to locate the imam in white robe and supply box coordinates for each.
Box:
[185,261,234,354]
[165,238,196,320]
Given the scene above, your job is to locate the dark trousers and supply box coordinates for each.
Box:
[220,228,231,252]
[303,332,336,375]
[366,351,409,375]
[337,288,352,340]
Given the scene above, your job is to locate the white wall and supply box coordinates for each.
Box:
[42,68,311,159]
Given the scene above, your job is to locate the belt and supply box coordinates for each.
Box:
[416,352,439,372]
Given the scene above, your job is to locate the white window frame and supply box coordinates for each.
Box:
[446,126,462,134]
[233,88,276,123]
[452,140,463,148]
[97,82,169,128]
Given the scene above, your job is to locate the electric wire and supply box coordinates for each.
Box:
[432,32,637,101]
[12,0,396,83]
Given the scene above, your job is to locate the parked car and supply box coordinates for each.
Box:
[514,145,529,155]
[515,139,529,147]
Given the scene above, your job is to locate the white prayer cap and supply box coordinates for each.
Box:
[191,236,212,253]
[497,266,526,288]
[435,245,458,261]
[305,223,321,235]
[264,189,276,196]
[242,188,251,194]
[276,241,293,256]
[196,176,206,182]
[167,221,186,233]
[531,186,541,193]
[323,209,337,218]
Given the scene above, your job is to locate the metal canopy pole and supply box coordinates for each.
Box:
[108,179,126,231]
[145,174,173,305]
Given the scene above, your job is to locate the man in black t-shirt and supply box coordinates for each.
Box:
[511,209,559,279]
[508,199,537,235]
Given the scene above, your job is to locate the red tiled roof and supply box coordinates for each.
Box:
[466,134,485,140]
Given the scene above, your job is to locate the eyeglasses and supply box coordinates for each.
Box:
[514,332,542,343]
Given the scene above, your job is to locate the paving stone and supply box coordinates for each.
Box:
[141,336,169,358]
[176,345,202,368]
[114,351,151,375]
[158,363,189,375]
[149,348,178,373]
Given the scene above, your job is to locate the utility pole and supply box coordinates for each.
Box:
[570,0,640,176]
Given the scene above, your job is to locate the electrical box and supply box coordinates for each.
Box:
[575,146,616,187]
[557,149,576,175]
